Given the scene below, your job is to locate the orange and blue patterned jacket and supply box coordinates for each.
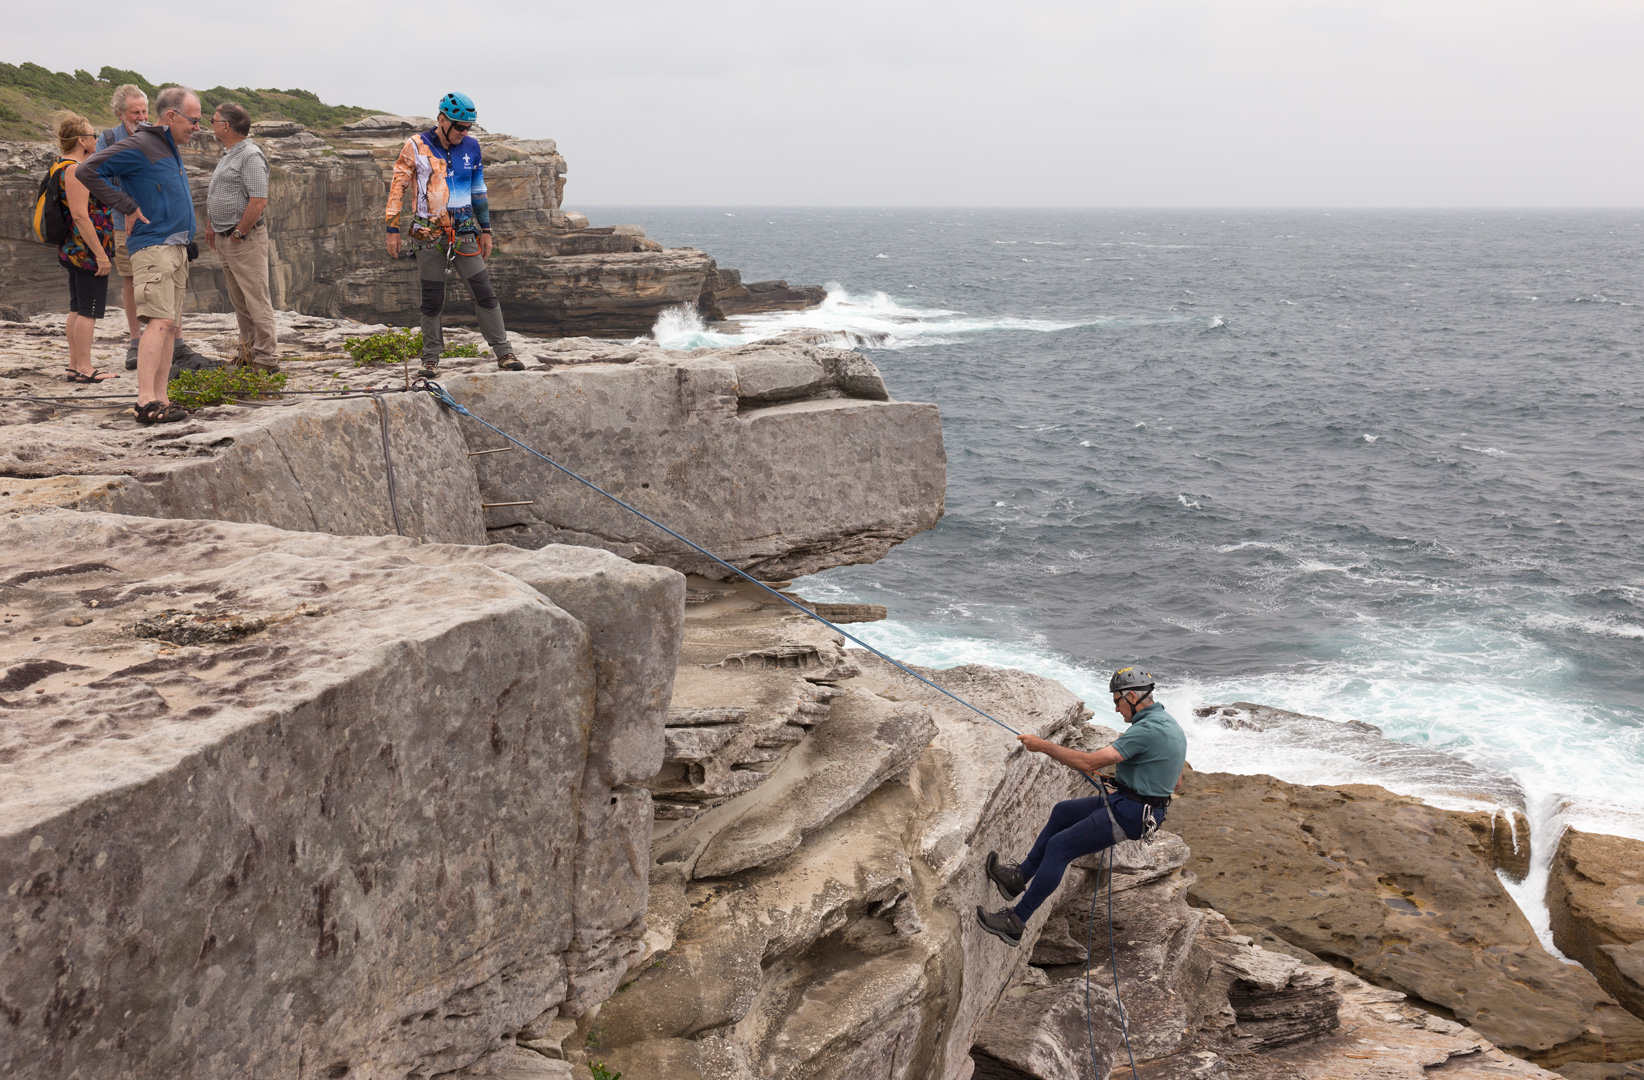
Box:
[385,129,491,239]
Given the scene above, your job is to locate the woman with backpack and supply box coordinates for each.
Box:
[53,112,119,384]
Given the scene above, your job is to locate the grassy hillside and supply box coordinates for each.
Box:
[0,62,381,136]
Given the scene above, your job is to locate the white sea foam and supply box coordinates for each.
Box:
[650,285,1115,351]
[1362,434,1380,442]
[792,576,1644,855]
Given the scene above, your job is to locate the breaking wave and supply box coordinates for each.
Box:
[651,285,1111,351]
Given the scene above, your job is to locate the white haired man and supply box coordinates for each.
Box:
[81,86,203,424]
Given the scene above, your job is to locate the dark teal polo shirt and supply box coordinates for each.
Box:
[1111,701,1187,798]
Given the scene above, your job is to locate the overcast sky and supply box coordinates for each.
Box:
[7,0,1641,206]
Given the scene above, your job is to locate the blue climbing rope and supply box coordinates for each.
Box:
[422,379,1139,1079]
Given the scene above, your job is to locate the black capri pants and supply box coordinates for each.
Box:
[66,265,109,319]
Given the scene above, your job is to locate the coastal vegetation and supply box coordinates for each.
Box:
[344,328,487,367]
[166,366,288,409]
[0,61,378,135]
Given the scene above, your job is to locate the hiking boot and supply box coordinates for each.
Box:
[986,852,1026,901]
[123,337,141,370]
[416,360,439,381]
[496,352,524,371]
[975,906,1024,947]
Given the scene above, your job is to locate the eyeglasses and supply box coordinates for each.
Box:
[446,121,472,132]
[173,112,203,127]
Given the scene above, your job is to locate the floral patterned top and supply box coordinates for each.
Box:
[56,158,115,271]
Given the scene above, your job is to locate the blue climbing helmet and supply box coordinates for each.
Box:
[438,92,477,123]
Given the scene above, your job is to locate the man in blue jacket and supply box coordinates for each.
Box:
[976,667,1188,947]
[81,86,202,424]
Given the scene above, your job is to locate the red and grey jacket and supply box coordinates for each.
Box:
[80,123,196,256]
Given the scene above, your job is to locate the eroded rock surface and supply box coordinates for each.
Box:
[580,578,1100,1080]
[0,512,682,1080]
[1549,829,1644,1022]
[1,319,944,581]
[1168,770,1644,1066]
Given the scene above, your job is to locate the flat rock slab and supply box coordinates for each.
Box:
[2,319,945,583]
[1550,829,1644,1020]
[1243,971,1568,1080]
[1170,770,1644,1066]
[0,511,677,1080]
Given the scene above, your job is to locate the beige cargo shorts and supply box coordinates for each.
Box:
[130,243,190,323]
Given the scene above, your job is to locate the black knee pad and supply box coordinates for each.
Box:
[420,278,446,316]
[469,269,500,310]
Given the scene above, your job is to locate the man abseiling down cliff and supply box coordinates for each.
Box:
[976,667,1188,947]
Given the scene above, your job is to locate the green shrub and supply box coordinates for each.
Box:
[167,367,288,409]
[590,1064,622,1080]
[345,328,422,367]
[345,328,487,366]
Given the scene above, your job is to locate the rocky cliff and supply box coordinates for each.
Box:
[0,118,822,335]
[3,316,1639,1079]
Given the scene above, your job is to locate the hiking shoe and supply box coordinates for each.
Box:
[416,361,439,381]
[496,352,524,371]
[986,852,1026,901]
[123,337,141,370]
[975,906,1025,947]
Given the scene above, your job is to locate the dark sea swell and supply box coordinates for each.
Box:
[591,207,1644,867]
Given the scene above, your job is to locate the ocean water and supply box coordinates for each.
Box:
[594,208,1644,864]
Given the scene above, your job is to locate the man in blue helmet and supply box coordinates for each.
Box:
[385,92,523,377]
[975,667,1187,946]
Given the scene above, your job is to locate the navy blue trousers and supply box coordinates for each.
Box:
[1013,792,1163,920]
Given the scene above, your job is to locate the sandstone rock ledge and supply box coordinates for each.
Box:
[0,512,683,1079]
[1169,769,1644,1067]
[0,316,946,581]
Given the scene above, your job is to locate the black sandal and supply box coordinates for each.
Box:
[66,368,120,383]
[135,400,189,425]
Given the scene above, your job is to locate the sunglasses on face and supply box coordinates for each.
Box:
[446,120,472,132]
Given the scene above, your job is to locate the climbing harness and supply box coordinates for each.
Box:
[420,379,1145,1080]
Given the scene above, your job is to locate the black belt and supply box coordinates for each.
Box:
[1109,781,1171,809]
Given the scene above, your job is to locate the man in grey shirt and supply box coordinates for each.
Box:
[205,101,277,371]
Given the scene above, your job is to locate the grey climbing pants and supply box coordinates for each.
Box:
[414,237,508,361]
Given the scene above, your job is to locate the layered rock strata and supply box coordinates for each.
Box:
[575,578,1103,1079]
[1168,769,1644,1066]
[0,511,683,1079]
[0,317,945,581]
[0,124,820,335]
[1549,830,1644,1022]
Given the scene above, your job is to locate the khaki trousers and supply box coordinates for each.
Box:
[217,225,278,367]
